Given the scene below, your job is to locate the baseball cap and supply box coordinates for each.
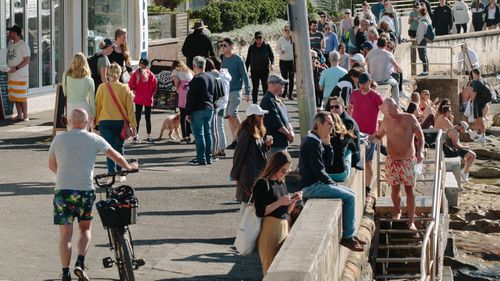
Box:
[459,121,469,131]
[7,25,22,35]
[358,72,372,84]
[139,58,149,66]
[351,53,366,64]
[246,104,268,116]
[101,38,113,48]
[222,37,234,46]
[267,74,288,85]
[254,31,263,38]
[362,41,374,50]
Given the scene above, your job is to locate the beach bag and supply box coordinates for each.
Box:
[121,69,131,83]
[234,180,270,256]
[106,82,133,140]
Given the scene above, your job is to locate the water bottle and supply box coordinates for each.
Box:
[414,162,424,177]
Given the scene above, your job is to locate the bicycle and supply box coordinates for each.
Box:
[94,169,145,281]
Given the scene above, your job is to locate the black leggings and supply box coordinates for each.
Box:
[455,23,467,33]
[279,60,295,98]
[251,70,269,104]
[135,104,151,134]
[179,107,191,138]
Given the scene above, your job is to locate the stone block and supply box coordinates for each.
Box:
[445,171,460,207]
[445,157,462,190]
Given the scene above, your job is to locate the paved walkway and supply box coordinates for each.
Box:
[0,99,301,281]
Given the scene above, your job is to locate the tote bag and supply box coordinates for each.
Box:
[234,180,270,256]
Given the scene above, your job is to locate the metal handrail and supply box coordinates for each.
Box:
[419,128,444,281]
[420,220,435,280]
[411,42,467,77]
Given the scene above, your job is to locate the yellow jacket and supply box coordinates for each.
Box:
[95,81,137,128]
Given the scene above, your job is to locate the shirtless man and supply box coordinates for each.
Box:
[369,98,424,230]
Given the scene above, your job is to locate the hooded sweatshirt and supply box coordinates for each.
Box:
[452,0,471,25]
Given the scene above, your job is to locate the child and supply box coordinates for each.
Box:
[128,58,158,142]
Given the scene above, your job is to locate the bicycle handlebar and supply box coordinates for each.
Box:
[94,169,139,188]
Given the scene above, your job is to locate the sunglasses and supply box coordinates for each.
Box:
[284,29,290,32]
[219,44,228,47]
[330,105,341,109]
[320,15,327,18]
[324,26,330,29]
[312,56,318,59]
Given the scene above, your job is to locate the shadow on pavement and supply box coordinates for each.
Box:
[135,184,235,192]
[98,237,235,247]
[0,182,54,196]
[138,208,239,217]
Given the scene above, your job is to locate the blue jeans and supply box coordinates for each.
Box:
[328,151,352,182]
[99,120,125,173]
[377,77,400,105]
[190,109,213,163]
[302,182,356,238]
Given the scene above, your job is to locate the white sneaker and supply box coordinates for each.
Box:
[133,136,140,143]
[474,135,486,143]
[460,170,469,183]
[418,71,429,76]
[116,175,127,182]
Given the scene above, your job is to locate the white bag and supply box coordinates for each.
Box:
[464,100,473,117]
[468,112,475,123]
[234,180,269,255]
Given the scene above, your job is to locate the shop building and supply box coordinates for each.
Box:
[0,0,148,119]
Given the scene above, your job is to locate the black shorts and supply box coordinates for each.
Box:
[473,99,488,118]
[485,19,497,27]
[408,30,417,38]
[443,145,470,158]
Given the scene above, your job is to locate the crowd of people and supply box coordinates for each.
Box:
[8,3,493,279]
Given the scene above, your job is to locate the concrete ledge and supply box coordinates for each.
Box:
[266,162,366,281]
[445,171,460,207]
[264,199,343,281]
[445,157,462,191]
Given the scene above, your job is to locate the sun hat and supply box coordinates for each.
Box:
[246,104,268,116]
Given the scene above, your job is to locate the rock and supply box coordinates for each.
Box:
[463,219,500,233]
[469,166,500,178]
[493,113,500,127]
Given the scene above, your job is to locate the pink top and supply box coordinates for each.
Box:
[128,69,158,106]
[350,89,384,134]
[177,80,190,109]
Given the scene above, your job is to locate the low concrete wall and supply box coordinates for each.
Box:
[148,38,179,61]
[265,162,366,281]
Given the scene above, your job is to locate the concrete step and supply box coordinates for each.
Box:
[376,196,433,214]
[375,273,421,280]
[378,244,422,249]
[376,257,421,263]
[380,229,424,234]
[389,237,422,243]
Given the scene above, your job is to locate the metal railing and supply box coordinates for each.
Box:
[419,128,444,281]
[411,42,467,77]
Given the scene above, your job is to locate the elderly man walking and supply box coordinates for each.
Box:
[49,108,138,281]
[186,56,216,165]
[369,98,424,230]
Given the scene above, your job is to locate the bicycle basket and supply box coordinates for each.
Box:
[96,197,138,228]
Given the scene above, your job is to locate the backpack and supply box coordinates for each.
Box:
[424,22,435,42]
[87,54,103,82]
[214,78,224,104]
[481,80,495,103]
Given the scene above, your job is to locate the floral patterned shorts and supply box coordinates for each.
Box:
[53,190,96,225]
[385,157,417,187]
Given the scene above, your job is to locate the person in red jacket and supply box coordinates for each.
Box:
[128,58,158,142]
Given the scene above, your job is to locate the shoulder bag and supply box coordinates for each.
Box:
[234,179,270,256]
[105,82,132,140]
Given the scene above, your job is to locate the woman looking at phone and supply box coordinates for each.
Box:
[253,151,302,275]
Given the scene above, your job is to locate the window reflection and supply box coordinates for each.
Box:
[87,0,128,55]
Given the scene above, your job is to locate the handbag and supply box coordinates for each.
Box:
[105,82,133,140]
[464,100,473,117]
[121,69,131,83]
[234,180,270,256]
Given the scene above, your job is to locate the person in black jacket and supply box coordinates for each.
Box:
[260,75,294,154]
[181,20,215,70]
[298,111,364,252]
[432,0,453,35]
[329,67,362,105]
[185,56,216,165]
[355,20,370,53]
[246,31,275,104]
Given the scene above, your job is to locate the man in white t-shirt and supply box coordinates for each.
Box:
[49,108,138,281]
[365,38,403,105]
[7,25,31,121]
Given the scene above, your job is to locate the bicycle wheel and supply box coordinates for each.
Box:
[111,228,135,281]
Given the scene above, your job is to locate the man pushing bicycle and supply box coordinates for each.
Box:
[48,108,138,281]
